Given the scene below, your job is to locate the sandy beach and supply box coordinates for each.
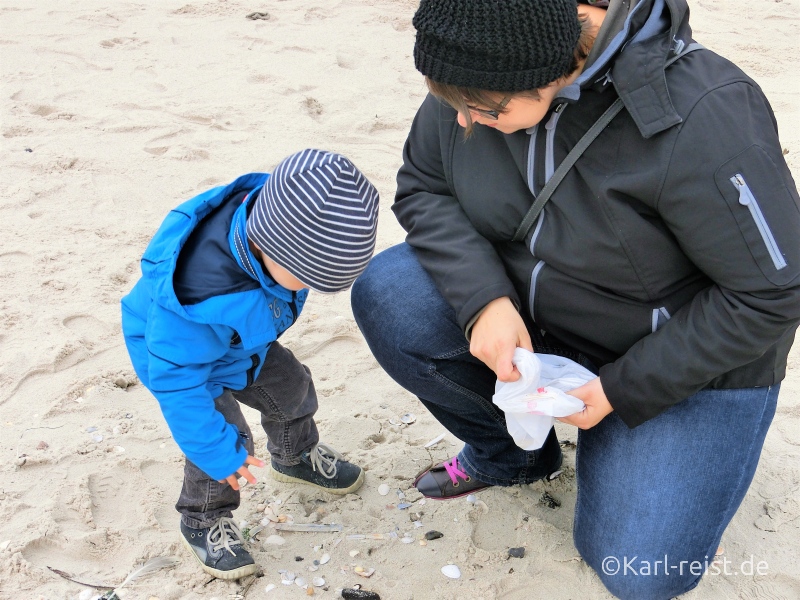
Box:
[1,1,799,598]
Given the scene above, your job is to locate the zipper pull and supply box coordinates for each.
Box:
[545,103,565,130]
[731,174,750,205]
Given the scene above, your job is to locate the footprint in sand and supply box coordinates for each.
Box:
[63,314,108,340]
[303,97,324,119]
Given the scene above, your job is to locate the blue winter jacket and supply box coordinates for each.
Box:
[121,173,308,480]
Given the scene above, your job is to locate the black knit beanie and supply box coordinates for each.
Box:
[413,0,582,92]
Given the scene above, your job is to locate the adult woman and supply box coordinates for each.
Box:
[352,1,800,598]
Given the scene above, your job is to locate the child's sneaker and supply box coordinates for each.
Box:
[269,443,364,494]
[180,517,258,580]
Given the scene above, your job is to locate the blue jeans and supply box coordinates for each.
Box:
[351,244,780,600]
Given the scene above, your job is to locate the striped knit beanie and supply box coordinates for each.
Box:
[246,149,379,293]
[413,0,581,92]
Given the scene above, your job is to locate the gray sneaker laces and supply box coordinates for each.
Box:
[208,517,245,556]
[307,443,342,479]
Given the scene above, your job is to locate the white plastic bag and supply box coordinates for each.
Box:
[492,348,595,450]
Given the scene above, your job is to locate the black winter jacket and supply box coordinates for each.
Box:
[393,0,800,427]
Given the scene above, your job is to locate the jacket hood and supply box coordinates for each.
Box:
[559,0,693,138]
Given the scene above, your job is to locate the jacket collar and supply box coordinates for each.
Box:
[228,190,294,303]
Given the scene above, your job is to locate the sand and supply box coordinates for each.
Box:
[1,1,799,599]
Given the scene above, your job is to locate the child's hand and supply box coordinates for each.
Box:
[218,455,265,490]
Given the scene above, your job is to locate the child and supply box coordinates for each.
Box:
[121,149,380,580]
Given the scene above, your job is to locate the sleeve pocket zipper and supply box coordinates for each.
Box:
[730,174,787,270]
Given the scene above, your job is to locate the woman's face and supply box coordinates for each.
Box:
[455,80,568,135]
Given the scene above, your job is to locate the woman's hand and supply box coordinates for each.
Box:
[558,377,613,429]
[470,297,533,382]
[218,455,265,490]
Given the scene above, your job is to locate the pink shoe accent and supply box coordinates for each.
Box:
[442,457,469,485]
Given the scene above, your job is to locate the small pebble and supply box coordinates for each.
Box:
[397,503,412,510]
[424,530,443,540]
[508,547,525,559]
[419,540,427,546]
[91,433,103,443]
[441,564,461,579]
[86,427,97,433]
[312,577,325,587]
[377,484,390,496]
[341,589,381,600]
[349,549,360,557]
[295,556,304,562]
[466,494,477,504]
[125,413,133,419]
[36,441,49,450]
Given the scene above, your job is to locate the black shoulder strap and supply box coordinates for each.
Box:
[511,42,704,243]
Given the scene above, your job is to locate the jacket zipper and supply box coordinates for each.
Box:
[730,174,787,270]
[526,124,540,195]
[528,261,546,323]
[526,104,566,322]
[544,103,567,182]
[289,293,298,322]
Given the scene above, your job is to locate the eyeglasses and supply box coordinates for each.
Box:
[464,95,511,120]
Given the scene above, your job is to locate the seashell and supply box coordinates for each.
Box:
[264,535,286,545]
[113,426,121,435]
[86,427,97,433]
[377,484,390,496]
[312,577,325,587]
[281,571,296,584]
[441,564,461,579]
[308,565,318,572]
[91,433,104,443]
[396,489,405,500]
[397,503,412,510]
[295,577,307,587]
[320,553,331,564]
[355,567,375,578]
[400,413,416,424]
[419,540,427,546]
[0,540,11,551]
[465,494,476,504]
[388,418,401,426]
[263,507,279,521]
[424,433,446,448]
[418,499,426,505]
[413,521,423,528]
[265,583,277,593]
[401,536,414,544]
[349,549,360,557]
[508,547,525,559]
[113,446,125,454]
